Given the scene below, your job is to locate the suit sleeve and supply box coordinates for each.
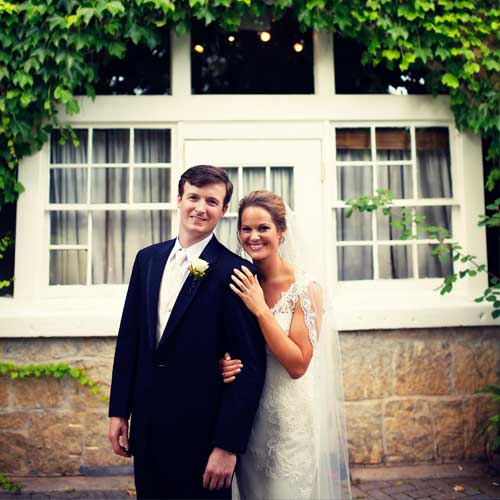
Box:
[108,251,142,418]
[212,271,267,453]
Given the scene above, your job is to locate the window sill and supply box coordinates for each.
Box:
[0,288,497,338]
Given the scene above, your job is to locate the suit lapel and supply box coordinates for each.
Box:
[159,236,221,345]
[147,239,175,350]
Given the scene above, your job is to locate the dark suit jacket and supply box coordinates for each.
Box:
[108,236,266,480]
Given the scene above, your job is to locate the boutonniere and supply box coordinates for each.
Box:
[188,258,209,281]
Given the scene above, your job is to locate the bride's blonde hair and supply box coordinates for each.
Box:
[237,190,287,233]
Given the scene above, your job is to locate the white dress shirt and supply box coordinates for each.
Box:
[156,233,214,344]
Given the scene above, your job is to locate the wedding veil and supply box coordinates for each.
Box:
[281,205,352,500]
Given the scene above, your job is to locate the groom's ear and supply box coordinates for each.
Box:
[222,203,229,216]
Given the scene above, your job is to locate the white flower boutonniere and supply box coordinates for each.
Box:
[188,258,209,280]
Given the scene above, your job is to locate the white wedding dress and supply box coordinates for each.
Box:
[235,275,321,500]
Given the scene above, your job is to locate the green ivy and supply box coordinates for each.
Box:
[0,472,21,494]
[0,361,109,402]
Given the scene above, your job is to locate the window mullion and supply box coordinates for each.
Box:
[129,128,135,204]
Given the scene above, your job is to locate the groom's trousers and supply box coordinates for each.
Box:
[134,451,232,500]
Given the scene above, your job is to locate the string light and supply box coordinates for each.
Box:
[293,41,304,53]
[193,44,204,54]
[228,35,236,43]
[259,31,271,42]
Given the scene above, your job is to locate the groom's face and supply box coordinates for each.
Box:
[177,181,228,244]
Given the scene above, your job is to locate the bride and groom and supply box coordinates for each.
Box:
[108,165,351,499]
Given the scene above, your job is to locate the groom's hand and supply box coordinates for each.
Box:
[108,417,131,457]
[202,447,236,490]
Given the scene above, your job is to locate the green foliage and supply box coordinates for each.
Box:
[0,232,14,290]
[0,0,498,216]
[0,361,109,402]
[0,472,21,494]
[346,189,500,320]
[476,385,500,452]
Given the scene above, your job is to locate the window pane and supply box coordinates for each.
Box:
[271,167,294,209]
[416,206,452,239]
[418,244,452,278]
[50,250,87,285]
[377,165,413,199]
[134,129,171,163]
[243,167,266,194]
[337,166,373,200]
[92,129,130,163]
[215,217,238,253]
[333,35,428,95]
[92,211,172,284]
[49,168,87,204]
[377,207,411,241]
[337,246,373,280]
[336,129,371,161]
[336,209,372,241]
[376,128,411,161]
[134,168,171,203]
[222,168,239,212]
[92,31,171,95]
[378,245,413,279]
[416,128,452,198]
[91,168,128,204]
[50,212,87,245]
[191,13,313,94]
[50,129,88,164]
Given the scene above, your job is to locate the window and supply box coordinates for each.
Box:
[333,126,454,282]
[216,166,294,252]
[48,128,173,285]
[191,13,313,94]
[90,31,171,95]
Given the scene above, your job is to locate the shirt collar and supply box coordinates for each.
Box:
[170,233,214,264]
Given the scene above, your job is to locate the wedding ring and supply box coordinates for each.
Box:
[241,285,247,293]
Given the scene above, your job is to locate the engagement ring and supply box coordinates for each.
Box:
[241,286,247,293]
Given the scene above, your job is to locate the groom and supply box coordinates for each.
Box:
[108,165,266,499]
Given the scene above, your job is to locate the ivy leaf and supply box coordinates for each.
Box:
[105,1,125,15]
[442,73,459,89]
[382,49,400,61]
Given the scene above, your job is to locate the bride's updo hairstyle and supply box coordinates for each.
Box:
[237,190,287,234]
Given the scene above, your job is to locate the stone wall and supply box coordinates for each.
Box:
[0,326,499,475]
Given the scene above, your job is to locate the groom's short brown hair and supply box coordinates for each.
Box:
[178,165,233,208]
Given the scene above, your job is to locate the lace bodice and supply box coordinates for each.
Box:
[237,274,320,500]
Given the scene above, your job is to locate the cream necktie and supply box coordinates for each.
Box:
[164,248,188,313]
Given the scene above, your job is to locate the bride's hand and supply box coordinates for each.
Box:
[230,266,268,316]
[219,352,244,384]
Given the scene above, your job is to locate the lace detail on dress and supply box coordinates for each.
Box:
[237,274,319,500]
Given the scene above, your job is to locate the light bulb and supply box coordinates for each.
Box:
[259,31,271,43]
[193,44,204,54]
[228,35,235,43]
[293,41,304,53]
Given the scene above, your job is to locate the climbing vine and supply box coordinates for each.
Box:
[0,361,109,402]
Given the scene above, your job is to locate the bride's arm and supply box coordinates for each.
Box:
[231,266,319,379]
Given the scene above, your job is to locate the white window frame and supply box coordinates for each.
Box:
[0,32,495,338]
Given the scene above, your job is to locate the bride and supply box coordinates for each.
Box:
[222,190,351,500]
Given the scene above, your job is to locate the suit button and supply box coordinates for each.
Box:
[156,364,166,368]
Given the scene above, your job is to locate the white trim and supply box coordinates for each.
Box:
[313,31,335,95]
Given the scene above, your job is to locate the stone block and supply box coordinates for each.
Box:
[341,335,392,401]
[12,377,65,410]
[28,413,84,474]
[0,412,30,432]
[463,396,496,459]
[50,339,83,359]
[394,341,450,396]
[345,402,384,464]
[384,399,434,462]
[83,446,132,468]
[452,341,500,393]
[84,411,110,448]
[82,338,116,359]
[0,379,9,408]
[1,339,53,363]
[431,400,465,460]
[0,432,31,474]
